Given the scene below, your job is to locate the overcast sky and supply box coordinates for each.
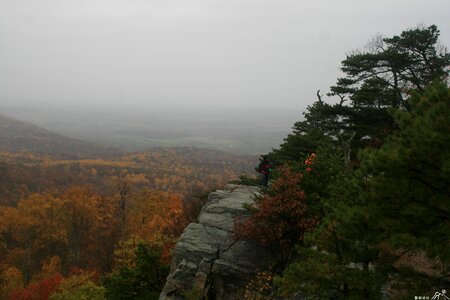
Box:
[0,0,449,112]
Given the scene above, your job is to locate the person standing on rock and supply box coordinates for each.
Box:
[257,156,271,186]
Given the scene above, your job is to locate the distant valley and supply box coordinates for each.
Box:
[0,111,257,206]
[0,104,300,155]
[0,109,257,291]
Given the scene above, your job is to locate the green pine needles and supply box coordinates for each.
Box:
[245,25,450,300]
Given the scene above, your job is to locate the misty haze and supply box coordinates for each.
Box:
[0,103,300,154]
[2,0,448,156]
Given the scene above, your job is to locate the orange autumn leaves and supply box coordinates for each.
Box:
[0,147,254,298]
[7,274,62,300]
[125,189,188,262]
[0,187,120,275]
[0,148,254,207]
[0,184,188,294]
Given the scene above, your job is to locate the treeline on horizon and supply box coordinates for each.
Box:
[0,147,254,299]
[234,24,450,299]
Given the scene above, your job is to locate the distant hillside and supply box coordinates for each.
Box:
[0,146,256,206]
[0,105,297,155]
[0,113,122,158]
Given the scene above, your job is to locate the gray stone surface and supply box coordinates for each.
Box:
[160,184,273,300]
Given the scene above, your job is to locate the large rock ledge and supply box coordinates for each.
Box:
[160,184,274,300]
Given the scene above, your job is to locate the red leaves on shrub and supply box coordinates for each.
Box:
[234,166,318,248]
[304,153,316,172]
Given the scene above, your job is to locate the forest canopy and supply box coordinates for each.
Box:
[0,147,254,299]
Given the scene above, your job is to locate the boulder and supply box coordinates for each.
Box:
[160,184,274,300]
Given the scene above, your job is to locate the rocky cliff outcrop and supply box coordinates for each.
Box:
[160,184,274,300]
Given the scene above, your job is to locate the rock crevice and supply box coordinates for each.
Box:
[160,184,273,300]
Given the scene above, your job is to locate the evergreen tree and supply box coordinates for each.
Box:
[329,25,449,144]
[270,25,449,166]
[103,244,169,300]
[362,82,450,295]
[276,82,450,299]
[268,96,335,165]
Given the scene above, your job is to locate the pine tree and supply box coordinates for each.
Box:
[270,25,449,166]
[361,82,450,295]
[103,243,169,300]
[276,82,450,299]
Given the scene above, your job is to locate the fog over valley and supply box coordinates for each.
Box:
[1,0,449,156]
[0,103,300,154]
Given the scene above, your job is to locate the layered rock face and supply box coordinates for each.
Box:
[160,185,273,300]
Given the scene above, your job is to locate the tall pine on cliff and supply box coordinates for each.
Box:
[270,25,449,166]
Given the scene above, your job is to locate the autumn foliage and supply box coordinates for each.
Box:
[8,274,62,300]
[0,147,254,299]
[234,166,318,249]
[0,147,254,207]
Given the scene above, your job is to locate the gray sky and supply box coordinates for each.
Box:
[1,0,449,111]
